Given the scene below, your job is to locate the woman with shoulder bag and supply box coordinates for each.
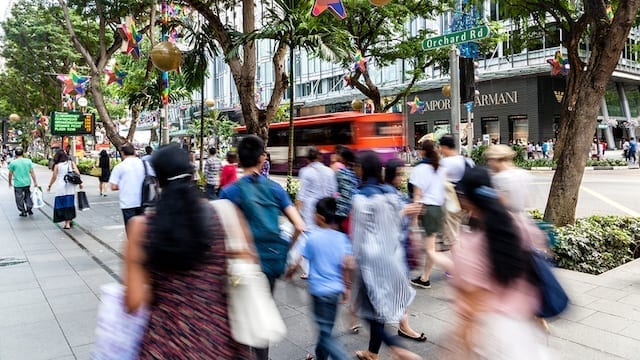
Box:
[124,144,251,359]
[46,150,82,230]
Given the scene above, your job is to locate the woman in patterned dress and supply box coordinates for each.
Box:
[351,151,422,360]
[124,144,250,359]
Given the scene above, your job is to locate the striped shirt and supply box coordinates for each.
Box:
[204,157,222,186]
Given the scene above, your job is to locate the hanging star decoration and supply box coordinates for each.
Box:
[353,51,367,74]
[168,28,179,43]
[415,97,426,113]
[104,64,127,86]
[117,18,143,59]
[311,0,347,19]
[406,98,418,114]
[57,67,89,95]
[547,51,569,76]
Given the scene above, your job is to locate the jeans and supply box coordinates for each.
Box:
[312,293,349,360]
[121,207,144,226]
[14,186,32,213]
[205,184,218,200]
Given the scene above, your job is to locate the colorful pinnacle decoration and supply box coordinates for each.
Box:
[406,96,426,114]
[606,3,614,21]
[117,17,143,59]
[104,64,127,86]
[547,50,569,76]
[353,50,367,73]
[57,67,89,95]
[311,0,347,19]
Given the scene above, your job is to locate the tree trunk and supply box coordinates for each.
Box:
[126,106,139,143]
[544,0,640,226]
[90,76,127,149]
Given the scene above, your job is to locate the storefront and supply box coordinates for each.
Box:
[407,75,566,148]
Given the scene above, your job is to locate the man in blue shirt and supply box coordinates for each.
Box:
[630,137,637,164]
[219,134,305,360]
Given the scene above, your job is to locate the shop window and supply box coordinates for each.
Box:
[605,89,623,117]
[508,115,529,145]
[414,121,428,147]
[481,117,500,144]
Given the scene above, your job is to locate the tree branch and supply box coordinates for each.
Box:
[58,0,98,74]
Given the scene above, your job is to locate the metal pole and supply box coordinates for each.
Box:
[467,106,474,156]
[199,72,205,172]
[450,46,461,152]
[287,42,295,178]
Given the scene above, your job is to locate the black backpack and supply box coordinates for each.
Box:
[141,159,159,208]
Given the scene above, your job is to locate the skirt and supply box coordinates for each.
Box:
[53,194,76,223]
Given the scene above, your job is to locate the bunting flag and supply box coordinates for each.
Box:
[311,0,347,19]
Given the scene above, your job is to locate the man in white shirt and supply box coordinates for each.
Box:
[438,135,473,184]
[109,144,146,227]
[484,144,532,213]
[296,147,338,229]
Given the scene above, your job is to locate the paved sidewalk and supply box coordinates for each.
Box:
[0,164,639,359]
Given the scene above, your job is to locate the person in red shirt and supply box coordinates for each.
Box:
[219,151,238,190]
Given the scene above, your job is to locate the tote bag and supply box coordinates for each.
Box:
[31,187,44,209]
[210,199,287,348]
[92,283,150,360]
[77,191,90,211]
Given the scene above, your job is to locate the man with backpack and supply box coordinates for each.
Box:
[218,135,305,360]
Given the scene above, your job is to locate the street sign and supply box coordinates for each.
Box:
[598,124,608,129]
[422,25,490,50]
[50,111,95,136]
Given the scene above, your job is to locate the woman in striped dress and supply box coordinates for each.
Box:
[124,144,250,359]
[351,151,422,360]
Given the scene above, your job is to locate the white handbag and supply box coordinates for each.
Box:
[210,199,287,348]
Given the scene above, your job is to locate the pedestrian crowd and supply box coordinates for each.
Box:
[4,136,560,359]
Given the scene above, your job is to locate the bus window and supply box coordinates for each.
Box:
[375,122,403,136]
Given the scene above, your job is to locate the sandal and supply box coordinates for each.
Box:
[350,323,362,334]
[398,329,427,342]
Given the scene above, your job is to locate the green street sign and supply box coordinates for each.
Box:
[598,124,608,129]
[422,25,490,50]
[50,111,95,136]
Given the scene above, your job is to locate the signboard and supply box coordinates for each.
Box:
[597,124,608,129]
[422,25,490,50]
[50,112,95,136]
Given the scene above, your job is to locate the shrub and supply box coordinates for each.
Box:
[553,216,640,274]
[470,145,488,166]
[286,176,300,202]
[77,159,95,175]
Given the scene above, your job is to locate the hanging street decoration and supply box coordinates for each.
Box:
[57,67,90,95]
[406,96,426,114]
[104,64,127,86]
[311,0,347,19]
[606,3,614,21]
[353,50,367,73]
[344,74,354,88]
[117,17,143,59]
[547,50,569,76]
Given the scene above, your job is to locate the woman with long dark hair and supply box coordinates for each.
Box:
[351,151,422,360]
[425,166,549,358]
[46,150,81,229]
[96,150,110,197]
[124,144,250,358]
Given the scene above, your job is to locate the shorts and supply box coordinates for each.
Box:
[418,205,443,236]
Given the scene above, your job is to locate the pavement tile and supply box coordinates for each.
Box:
[585,286,630,301]
[0,319,73,360]
[72,343,93,360]
[0,302,55,328]
[549,319,640,359]
[56,309,97,347]
[48,291,100,315]
[548,337,625,360]
[583,298,640,322]
[0,288,47,309]
[580,312,635,333]
[618,293,640,307]
[559,304,597,322]
[618,322,640,341]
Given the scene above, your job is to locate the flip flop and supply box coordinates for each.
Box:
[397,329,427,342]
[350,323,362,334]
[355,350,377,360]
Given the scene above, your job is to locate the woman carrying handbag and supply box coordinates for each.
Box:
[46,150,82,230]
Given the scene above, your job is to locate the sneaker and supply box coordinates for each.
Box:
[411,277,431,289]
[27,210,33,216]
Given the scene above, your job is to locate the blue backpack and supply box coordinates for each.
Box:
[235,178,288,278]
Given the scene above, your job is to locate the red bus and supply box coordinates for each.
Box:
[235,111,405,174]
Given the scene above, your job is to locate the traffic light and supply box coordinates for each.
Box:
[459,57,476,103]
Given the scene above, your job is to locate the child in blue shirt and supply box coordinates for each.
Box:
[287,197,354,360]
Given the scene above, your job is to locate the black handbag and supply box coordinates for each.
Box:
[64,163,83,185]
[77,191,90,211]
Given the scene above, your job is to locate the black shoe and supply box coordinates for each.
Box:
[19,212,27,217]
[411,277,431,289]
[27,210,33,216]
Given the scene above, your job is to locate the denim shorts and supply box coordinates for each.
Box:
[418,205,443,236]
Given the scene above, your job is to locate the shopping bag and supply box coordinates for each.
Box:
[31,187,44,209]
[77,191,90,211]
[92,283,150,360]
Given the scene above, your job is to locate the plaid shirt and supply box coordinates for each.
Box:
[204,157,222,186]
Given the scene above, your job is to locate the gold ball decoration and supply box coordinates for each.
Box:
[442,84,451,97]
[204,98,216,108]
[369,0,391,6]
[351,99,364,111]
[119,118,128,125]
[9,114,20,122]
[150,42,182,72]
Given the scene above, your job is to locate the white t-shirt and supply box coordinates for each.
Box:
[109,157,145,209]
[440,155,471,183]
[296,162,338,228]
[492,168,531,213]
[409,163,445,206]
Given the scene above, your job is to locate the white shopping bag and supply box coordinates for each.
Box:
[31,187,44,209]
